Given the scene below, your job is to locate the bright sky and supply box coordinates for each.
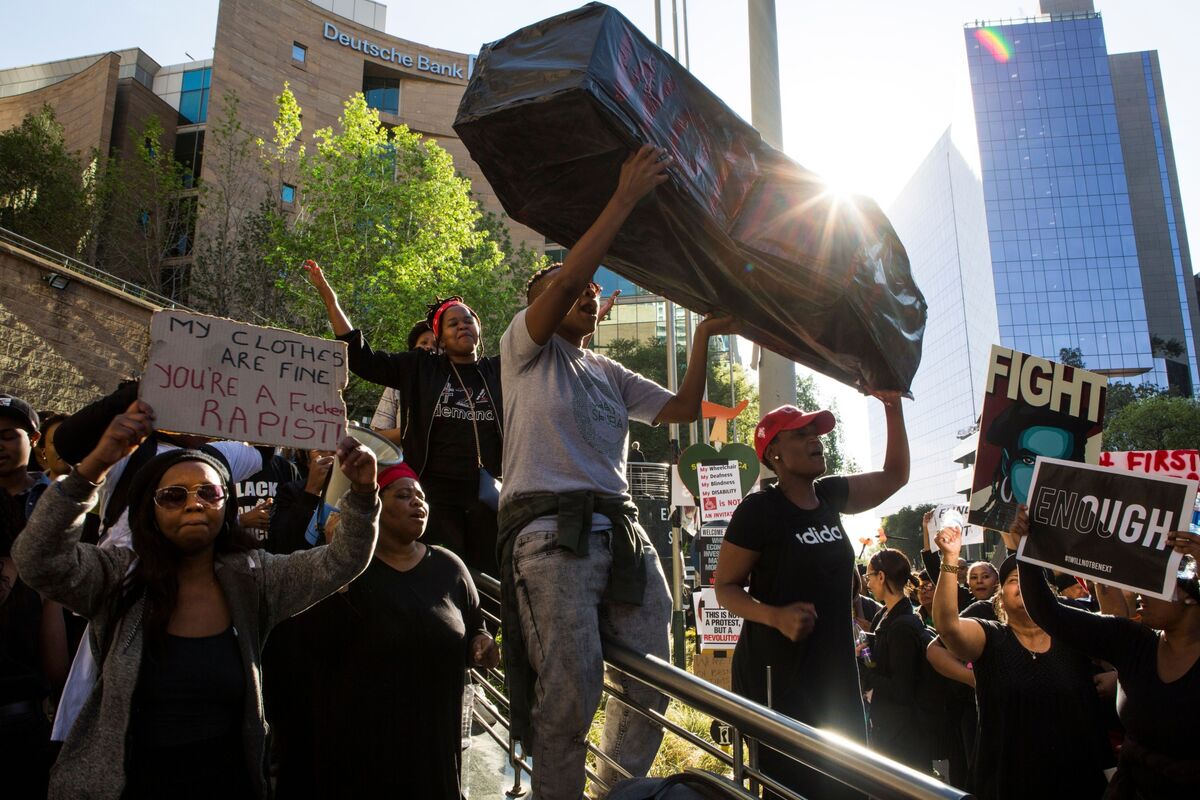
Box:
[6,0,1198,536]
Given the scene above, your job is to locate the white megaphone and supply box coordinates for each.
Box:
[324,423,404,505]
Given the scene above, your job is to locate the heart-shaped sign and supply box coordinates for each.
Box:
[677,442,760,499]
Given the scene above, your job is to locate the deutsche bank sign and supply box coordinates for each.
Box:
[322,22,465,78]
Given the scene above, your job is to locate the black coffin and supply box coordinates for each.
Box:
[454,2,926,392]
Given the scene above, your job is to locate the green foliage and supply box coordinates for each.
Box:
[1103,381,1166,433]
[0,105,102,257]
[1104,394,1200,451]
[796,373,857,475]
[94,115,192,295]
[256,87,542,418]
[880,503,935,563]
[602,335,758,462]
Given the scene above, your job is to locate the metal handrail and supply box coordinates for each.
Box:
[470,572,973,800]
[0,225,191,310]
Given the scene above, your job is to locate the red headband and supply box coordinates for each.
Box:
[431,298,473,340]
[378,462,419,489]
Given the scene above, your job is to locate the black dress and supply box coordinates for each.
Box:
[970,618,1112,800]
[726,479,865,800]
[271,547,487,799]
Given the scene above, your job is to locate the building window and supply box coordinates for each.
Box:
[292,43,307,64]
[174,131,205,188]
[281,184,296,204]
[363,75,400,115]
[178,67,212,124]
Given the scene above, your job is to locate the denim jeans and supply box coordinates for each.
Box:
[512,528,672,799]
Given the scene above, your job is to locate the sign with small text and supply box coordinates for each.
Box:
[698,460,742,523]
[693,587,743,651]
[1018,457,1195,600]
[140,311,348,450]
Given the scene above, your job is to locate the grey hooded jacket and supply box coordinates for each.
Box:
[13,470,380,799]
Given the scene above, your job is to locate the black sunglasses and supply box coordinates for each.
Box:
[153,484,227,510]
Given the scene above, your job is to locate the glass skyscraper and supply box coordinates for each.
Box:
[965,0,1199,393]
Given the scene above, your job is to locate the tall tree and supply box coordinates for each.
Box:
[880,503,936,563]
[262,87,543,417]
[95,116,193,297]
[1104,394,1200,451]
[188,92,282,320]
[0,105,102,257]
[795,373,858,475]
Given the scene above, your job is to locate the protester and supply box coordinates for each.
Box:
[306,263,503,575]
[32,411,71,480]
[931,520,1112,799]
[271,462,498,798]
[966,561,999,603]
[371,320,438,446]
[496,144,737,800]
[0,393,67,797]
[266,449,336,554]
[911,569,935,626]
[714,392,909,800]
[861,548,929,769]
[12,400,380,799]
[1010,506,1200,798]
[236,447,300,542]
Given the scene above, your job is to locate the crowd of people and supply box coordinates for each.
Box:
[2,142,1198,800]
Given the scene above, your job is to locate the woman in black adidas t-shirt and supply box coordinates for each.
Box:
[714,396,909,800]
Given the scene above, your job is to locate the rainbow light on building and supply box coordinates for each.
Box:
[975,28,1012,63]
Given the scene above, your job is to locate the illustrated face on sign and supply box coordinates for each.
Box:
[1007,425,1077,503]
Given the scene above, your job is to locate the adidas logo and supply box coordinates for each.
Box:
[794,524,844,545]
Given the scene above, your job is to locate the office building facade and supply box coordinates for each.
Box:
[965,0,1198,394]
[869,130,999,517]
[0,0,542,291]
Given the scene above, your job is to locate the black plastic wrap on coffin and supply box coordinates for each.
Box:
[454,2,927,393]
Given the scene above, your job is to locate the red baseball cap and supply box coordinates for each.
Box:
[754,405,836,461]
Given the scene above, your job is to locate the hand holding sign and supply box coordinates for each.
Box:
[78,400,155,482]
[1167,531,1200,560]
[336,436,377,494]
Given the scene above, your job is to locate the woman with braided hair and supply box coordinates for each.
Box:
[304,260,504,574]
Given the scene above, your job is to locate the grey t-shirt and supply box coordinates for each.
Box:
[500,308,672,527]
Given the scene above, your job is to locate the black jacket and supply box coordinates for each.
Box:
[337,330,504,478]
[864,597,928,766]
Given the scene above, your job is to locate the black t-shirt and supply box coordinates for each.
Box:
[236,455,300,541]
[423,363,501,489]
[726,479,864,737]
[961,598,997,621]
[971,620,1112,800]
[272,548,486,799]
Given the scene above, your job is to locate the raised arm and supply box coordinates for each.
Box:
[655,315,741,424]
[260,436,379,626]
[524,145,671,345]
[843,391,909,514]
[1010,505,1141,667]
[53,379,140,466]
[930,521,986,661]
[13,401,153,617]
[302,260,353,336]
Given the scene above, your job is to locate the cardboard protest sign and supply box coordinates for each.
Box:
[693,587,743,651]
[141,311,348,450]
[1098,450,1200,481]
[698,461,741,523]
[1018,457,1195,600]
[968,346,1106,533]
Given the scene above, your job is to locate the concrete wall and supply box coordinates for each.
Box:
[0,240,154,414]
[0,53,119,159]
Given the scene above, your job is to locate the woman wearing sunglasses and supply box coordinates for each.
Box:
[1009,506,1200,799]
[304,261,504,576]
[12,401,380,800]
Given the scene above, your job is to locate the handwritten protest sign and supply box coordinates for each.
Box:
[698,460,742,523]
[140,311,348,450]
[1018,457,1196,600]
[693,587,743,651]
[1099,450,1200,481]
[968,346,1106,533]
